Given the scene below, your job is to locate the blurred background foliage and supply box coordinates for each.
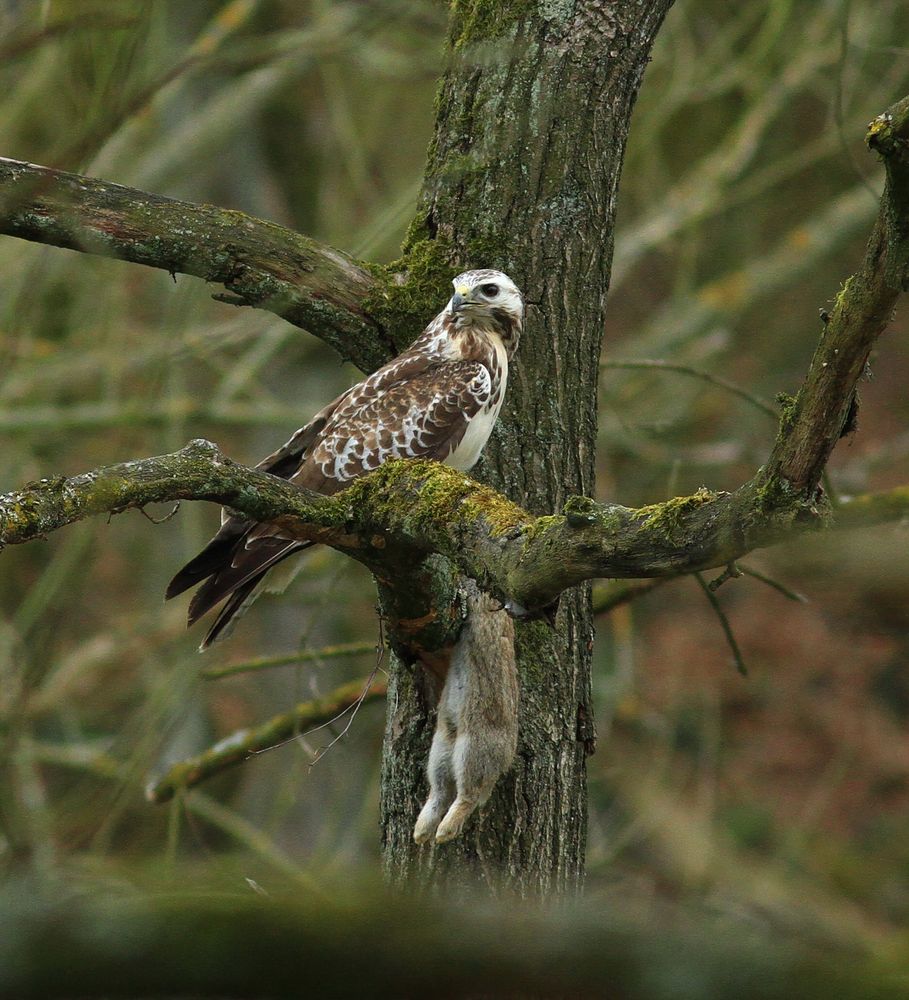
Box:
[1,0,909,969]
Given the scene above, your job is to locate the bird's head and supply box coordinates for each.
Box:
[447,269,524,355]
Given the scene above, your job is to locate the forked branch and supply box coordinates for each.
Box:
[2,94,909,645]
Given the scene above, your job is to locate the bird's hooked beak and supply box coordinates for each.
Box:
[450,284,471,313]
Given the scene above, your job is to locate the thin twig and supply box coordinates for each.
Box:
[592,579,667,615]
[138,503,181,525]
[708,561,742,591]
[146,674,387,803]
[202,640,377,680]
[694,572,748,677]
[251,664,381,763]
[309,648,385,767]
[603,359,778,419]
[738,564,808,603]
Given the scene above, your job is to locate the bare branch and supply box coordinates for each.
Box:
[592,579,667,616]
[603,359,779,419]
[147,675,387,803]
[201,641,377,681]
[0,157,393,370]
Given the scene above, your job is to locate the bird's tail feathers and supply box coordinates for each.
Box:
[196,540,313,648]
[164,522,249,600]
[186,539,310,626]
[199,574,265,649]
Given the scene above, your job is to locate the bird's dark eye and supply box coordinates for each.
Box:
[479,283,500,297]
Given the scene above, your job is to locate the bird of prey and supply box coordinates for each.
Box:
[166,269,524,648]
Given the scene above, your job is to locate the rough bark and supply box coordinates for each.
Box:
[379,0,675,896]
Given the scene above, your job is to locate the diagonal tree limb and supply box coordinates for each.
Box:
[0,157,392,370]
[764,95,909,493]
[147,675,388,803]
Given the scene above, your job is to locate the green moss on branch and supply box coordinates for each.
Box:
[363,237,459,350]
[3,443,909,620]
[764,92,909,494]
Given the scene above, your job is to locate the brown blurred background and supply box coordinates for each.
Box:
[1,0,908,951]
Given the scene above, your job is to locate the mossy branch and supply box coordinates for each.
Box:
[1,438,907,625]
[765,93,909,493]
[147,675,387,804]
[0,157,514,369]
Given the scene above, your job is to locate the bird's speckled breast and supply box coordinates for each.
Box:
[445,334,508,471]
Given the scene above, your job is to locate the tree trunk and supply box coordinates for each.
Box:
[380,1,675,896]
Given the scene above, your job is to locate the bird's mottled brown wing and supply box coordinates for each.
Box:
[167,359,491,648]
[254,412,334,478]
[292,360,492,490]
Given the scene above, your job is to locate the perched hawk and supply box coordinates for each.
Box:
[166,269,524,647]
